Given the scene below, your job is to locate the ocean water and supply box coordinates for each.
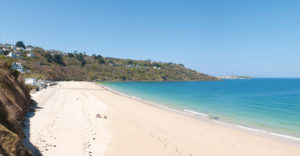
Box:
[102,79,300,139]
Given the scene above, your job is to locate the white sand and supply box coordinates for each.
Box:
[25,81,300,156]
[25,81,109,156]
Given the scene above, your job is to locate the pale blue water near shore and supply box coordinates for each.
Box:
[102,79,300,139]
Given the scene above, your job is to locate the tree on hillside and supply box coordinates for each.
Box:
[128,60,134,64]
[81,59,86,67]
[67,53,74,58]
[53,54,65,66]
[3,51,9,55]
[76,53,84,61]
[152,63,162,67]
[92,54,105,64]
[76,53,86,67]
[45,53,53,62]
[98,58,105,64]
[15,41,26,48]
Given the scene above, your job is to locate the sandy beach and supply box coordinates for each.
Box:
[24,81,300,156]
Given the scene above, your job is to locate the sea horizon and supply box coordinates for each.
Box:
[102,78,300,141]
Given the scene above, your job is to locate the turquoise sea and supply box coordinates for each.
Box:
[102,79,300,140]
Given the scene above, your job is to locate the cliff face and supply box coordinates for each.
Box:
[0,60,32,156]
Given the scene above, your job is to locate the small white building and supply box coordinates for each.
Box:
[24,78,38,86]
[37,79,45,86]
[16,47,24,51]
[126,65,134,68]
[25,46,33,52]
[7,52,17,58]
[11,62,24,73]
[153,66,161,70]
[27,53,35,58]
[2,47,10,51]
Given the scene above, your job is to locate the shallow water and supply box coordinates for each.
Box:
[102,79,300,138]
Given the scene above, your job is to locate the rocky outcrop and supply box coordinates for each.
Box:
[0,60,32,156]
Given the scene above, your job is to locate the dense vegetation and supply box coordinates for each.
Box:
[8,47,218,81]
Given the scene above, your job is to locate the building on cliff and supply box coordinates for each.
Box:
[24,77,38,86]
[25,45,34,52]
[11,62,24,73]
[27,52,35,58]
[7,52,17,58]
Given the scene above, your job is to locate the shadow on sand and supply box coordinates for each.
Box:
[23,101,43,156]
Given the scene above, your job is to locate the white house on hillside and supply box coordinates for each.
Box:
[24,77,38,86]
[25,46,33,52]
[3,47,10,51]
[16,47,24,51]
[27,53,35,58]
[11,62,24,73]
[7,52,17,58]
[153,66,161,70]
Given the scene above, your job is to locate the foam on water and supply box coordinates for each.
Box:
[183,109,209,117]
[236,125,267,133]
[270,132,300,141]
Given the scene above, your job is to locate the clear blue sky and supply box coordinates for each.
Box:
[1,0,299,77]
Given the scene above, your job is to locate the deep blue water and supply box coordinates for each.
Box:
[102,79,300,138]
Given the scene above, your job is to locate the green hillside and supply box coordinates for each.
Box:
[1,45,219,81]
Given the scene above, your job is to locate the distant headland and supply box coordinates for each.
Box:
[216,75,252,80]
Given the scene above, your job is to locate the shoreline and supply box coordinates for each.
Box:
[99,83,300,146]
[25,81,300,155]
